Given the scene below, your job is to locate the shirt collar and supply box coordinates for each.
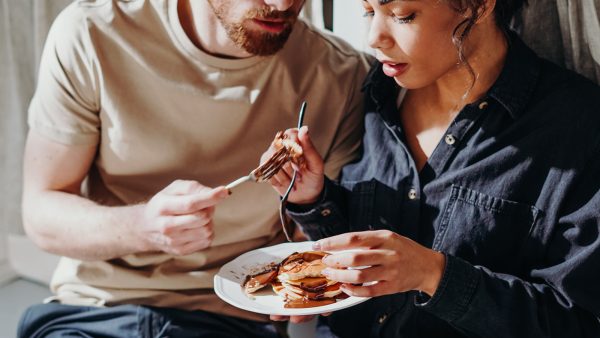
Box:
[362,31,541,120]
[487,31,541,119]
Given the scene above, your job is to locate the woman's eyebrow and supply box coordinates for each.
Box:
[378,0,418,5]
[362,0,419,7]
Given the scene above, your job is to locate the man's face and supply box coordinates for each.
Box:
[208,0,305,56]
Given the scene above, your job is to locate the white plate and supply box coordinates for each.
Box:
[214,241,371,316]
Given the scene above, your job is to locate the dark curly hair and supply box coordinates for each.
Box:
[448,0,528,91]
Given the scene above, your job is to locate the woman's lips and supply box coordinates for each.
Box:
[252,19,287,33]
[382,62,408,77]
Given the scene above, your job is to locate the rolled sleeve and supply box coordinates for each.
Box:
[287,178,350,240]
[415,255,480,323]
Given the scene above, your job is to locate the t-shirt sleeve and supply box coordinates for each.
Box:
[28,4,100,145]
[322,53,372,180]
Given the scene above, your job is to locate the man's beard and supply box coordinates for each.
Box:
[209,1,297,56]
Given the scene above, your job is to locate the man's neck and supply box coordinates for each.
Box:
[177,0,253,59]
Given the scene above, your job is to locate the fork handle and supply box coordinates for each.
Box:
[225,175,252,190]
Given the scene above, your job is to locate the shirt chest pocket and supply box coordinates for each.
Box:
[434,185,540,273]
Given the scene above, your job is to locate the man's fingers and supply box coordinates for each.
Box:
[314,230,391,251]
[159,187,229,215]
[161,209,214,233]
[180,225,214,241]
[173,232,214,255]
[162,180,208,195]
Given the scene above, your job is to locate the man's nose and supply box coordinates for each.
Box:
[264,0,296,12]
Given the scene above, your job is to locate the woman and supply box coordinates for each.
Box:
[264,0,600,337]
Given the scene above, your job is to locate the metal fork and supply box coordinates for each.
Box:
[225,101,308,191]
[279,101,307,242]
[225,146,290,190]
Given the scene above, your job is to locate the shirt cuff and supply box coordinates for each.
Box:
[415,254,480,323]
[286,179,348,240]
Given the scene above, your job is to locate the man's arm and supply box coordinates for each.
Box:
[22,131,229,261]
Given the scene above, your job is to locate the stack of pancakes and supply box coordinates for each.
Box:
[243,251,346,308]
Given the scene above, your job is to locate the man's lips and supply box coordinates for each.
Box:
[381,61,408,77]
[251,19,287,33]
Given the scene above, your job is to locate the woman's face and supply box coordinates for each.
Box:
[362,0,470,89]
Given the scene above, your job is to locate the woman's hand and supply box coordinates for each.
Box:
[314,230,446,297]
[260,126,325,205]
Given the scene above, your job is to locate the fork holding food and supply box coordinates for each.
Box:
[261,126,446,324]
[260,126,326,206]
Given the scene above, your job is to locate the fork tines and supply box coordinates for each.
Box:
[252,147,290,182]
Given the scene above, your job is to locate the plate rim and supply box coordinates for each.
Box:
[213,241,371,316]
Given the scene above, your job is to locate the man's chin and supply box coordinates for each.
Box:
[235,26,293,56]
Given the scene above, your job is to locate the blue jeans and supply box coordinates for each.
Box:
[18,303,282,338]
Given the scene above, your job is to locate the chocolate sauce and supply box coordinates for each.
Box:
[284,298,336,308]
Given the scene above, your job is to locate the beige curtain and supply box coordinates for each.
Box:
[301,0,325,29]
[0,0,69,280]
[516,0,600,83]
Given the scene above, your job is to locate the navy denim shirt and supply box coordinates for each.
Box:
[289,34,600,338]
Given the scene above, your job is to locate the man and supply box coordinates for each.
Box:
[18,0,370,337]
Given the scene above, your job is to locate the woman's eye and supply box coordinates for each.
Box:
[392,12,416,24]
[362,11,375,18]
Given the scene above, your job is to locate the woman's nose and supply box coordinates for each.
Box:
[367,17,394,50]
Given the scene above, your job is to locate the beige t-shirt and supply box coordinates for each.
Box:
[29,0,370,321]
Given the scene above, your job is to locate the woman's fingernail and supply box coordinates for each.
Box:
[312,242,321,250]
[321,268,331,276]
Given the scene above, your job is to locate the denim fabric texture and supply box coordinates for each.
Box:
[17,303,282,338]
[288,32,600,338]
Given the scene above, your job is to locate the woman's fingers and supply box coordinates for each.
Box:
[314,230,395,251]
[269,169,292,189]
[322,265,389,284]
[270,315,289,321]
[290,315,316,324]
[269,315,317,323]
[340,281,393,298]
[322,249,394,268]
[298,126,324,174]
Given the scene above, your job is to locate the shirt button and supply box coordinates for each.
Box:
[320,208,331,217]
[444,134,456,145]
[408,188,417,200]
[378,313,388,324]
[478,101,489,110]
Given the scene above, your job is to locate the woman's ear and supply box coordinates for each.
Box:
[476,0,497,23]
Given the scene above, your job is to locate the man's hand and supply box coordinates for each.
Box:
[138,180,230,255]
[261,126,325,205]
